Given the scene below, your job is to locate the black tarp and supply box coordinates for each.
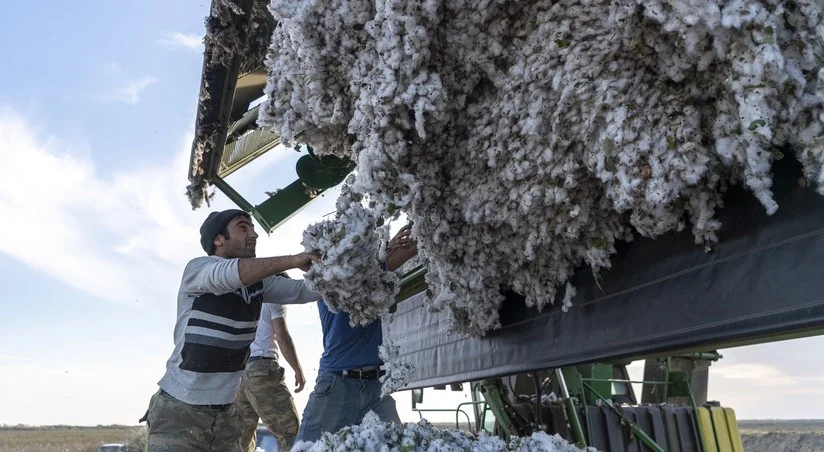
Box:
[384,156,824,389]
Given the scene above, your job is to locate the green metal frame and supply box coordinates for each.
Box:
[213,176,330,233]
[255,179,328,230]
[479,379,529,441]
[577,359,713,452]
[211,144,355,234]
[398,266,427,301]
[554,368,588,448]
[577,364,612,405]
[580,380,667,452]
[660,359,707,452]
[407,362,721,451]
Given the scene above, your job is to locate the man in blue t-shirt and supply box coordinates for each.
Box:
[296,225,417,443]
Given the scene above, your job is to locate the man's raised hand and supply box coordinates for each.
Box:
[294,252,321,271]
[388,224,414,254]
[387,224,418,271]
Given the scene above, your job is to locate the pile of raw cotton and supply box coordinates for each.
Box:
[259,0,824,337]
[291,412,599,451]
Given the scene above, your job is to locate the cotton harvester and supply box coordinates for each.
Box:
[183,1,824,450]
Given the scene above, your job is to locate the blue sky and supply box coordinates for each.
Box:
[1,1,823,427]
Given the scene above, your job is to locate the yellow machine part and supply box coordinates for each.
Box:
[696,407,745,452]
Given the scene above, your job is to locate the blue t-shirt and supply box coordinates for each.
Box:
[317,300,383,372]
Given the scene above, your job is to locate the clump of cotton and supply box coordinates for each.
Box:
[378,333,415,397]
[302,177,399,326]
[291,411,599,451]
[262,0,824,337]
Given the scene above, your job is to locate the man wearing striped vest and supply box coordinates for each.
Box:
[141,209,321,451]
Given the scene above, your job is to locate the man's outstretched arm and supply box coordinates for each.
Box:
[182,253,320,295]
[238,253,319,286]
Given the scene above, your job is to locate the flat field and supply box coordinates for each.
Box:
[739,420,824,452]
[0,425,144,452]
[3,421,824,451]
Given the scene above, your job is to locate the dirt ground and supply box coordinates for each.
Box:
[739,420,824,452]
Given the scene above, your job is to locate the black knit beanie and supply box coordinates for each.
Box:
[199,209,249,255]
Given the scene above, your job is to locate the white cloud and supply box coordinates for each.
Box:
[0,107,333,309]
[713,363,797,387]
[108,76,158,105]
[708,357,824,418]
[159,32,204,51]
[0,108,196,304]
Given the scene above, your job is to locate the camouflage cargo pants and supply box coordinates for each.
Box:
[143,388,244,452]
[234,358,299,452]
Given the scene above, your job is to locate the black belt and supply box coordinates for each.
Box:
[159,389,232,411]
[247,356,275,363]
[331,368,385,381]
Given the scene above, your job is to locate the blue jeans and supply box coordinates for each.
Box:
[296,371,400,443]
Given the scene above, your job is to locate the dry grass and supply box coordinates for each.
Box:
[0,425,140,452]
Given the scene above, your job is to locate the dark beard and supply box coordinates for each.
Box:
[225,239,255,259]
